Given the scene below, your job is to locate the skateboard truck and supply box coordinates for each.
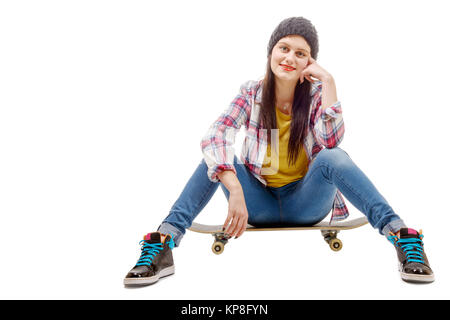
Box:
[212,232,231,255]
[321,230,343,252]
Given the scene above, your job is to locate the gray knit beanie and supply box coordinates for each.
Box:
[267,17,319,59]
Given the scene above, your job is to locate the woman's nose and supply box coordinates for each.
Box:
[284,52,295,64]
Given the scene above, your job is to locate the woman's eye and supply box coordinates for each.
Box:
[280,46,304,57]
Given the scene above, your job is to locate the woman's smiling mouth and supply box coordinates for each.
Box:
[280,64,296,71]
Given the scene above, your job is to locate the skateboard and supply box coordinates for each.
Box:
[188,217,368,254]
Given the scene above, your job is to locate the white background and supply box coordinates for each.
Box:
[1,0,449,299]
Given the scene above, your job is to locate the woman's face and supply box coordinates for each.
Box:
[270,35,311,83]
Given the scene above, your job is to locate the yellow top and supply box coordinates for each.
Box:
[261,107,308,187]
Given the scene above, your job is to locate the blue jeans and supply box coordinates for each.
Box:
[158,147,406,246]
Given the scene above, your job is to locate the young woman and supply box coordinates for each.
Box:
[123,17,434,286]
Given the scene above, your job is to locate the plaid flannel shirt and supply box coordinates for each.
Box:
[200,79,348,222]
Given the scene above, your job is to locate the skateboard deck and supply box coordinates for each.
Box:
[188,216,368,254]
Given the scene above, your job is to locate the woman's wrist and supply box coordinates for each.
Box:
[320,74,338,110]
[229,185,243,195]
[320,73,334,83]
[217,170,243,194]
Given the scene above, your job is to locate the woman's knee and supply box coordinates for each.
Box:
[315,147,351,168]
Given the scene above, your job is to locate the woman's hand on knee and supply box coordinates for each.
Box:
[223,190,248,239]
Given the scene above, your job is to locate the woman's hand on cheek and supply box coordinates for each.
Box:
[301,57,331,83]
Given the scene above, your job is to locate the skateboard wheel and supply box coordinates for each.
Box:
[329,238,342,251]
[212,241,225,255]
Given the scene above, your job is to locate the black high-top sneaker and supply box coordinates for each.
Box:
[124,232,175,286]
[388,228,434,283]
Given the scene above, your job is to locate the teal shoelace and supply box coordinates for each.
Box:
[136,234,175,267]
[388,233,425,264]
[136,241,164,267]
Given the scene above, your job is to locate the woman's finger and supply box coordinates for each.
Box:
[236,218,247,238]
[227,215,240,238]
[224,212,237,236]
[223,212,232,233]
[234,217,244,238]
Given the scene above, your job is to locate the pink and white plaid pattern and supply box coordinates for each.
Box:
[200,79,348,222]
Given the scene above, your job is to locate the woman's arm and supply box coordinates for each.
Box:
[201,81,255,238]
[321,75,338,110]
[302,58,345,148]
[217,170,242,194]
[217,170,248,239]
[200,82,252,182]
[312,79,345,148]
[318,75,345,147]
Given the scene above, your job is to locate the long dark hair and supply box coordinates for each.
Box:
[259,57,312,166]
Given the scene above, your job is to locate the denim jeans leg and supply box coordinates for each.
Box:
[219,157,280,226]
[280,169,337,225]
[158,159,220,247]
[296,147,405,235]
